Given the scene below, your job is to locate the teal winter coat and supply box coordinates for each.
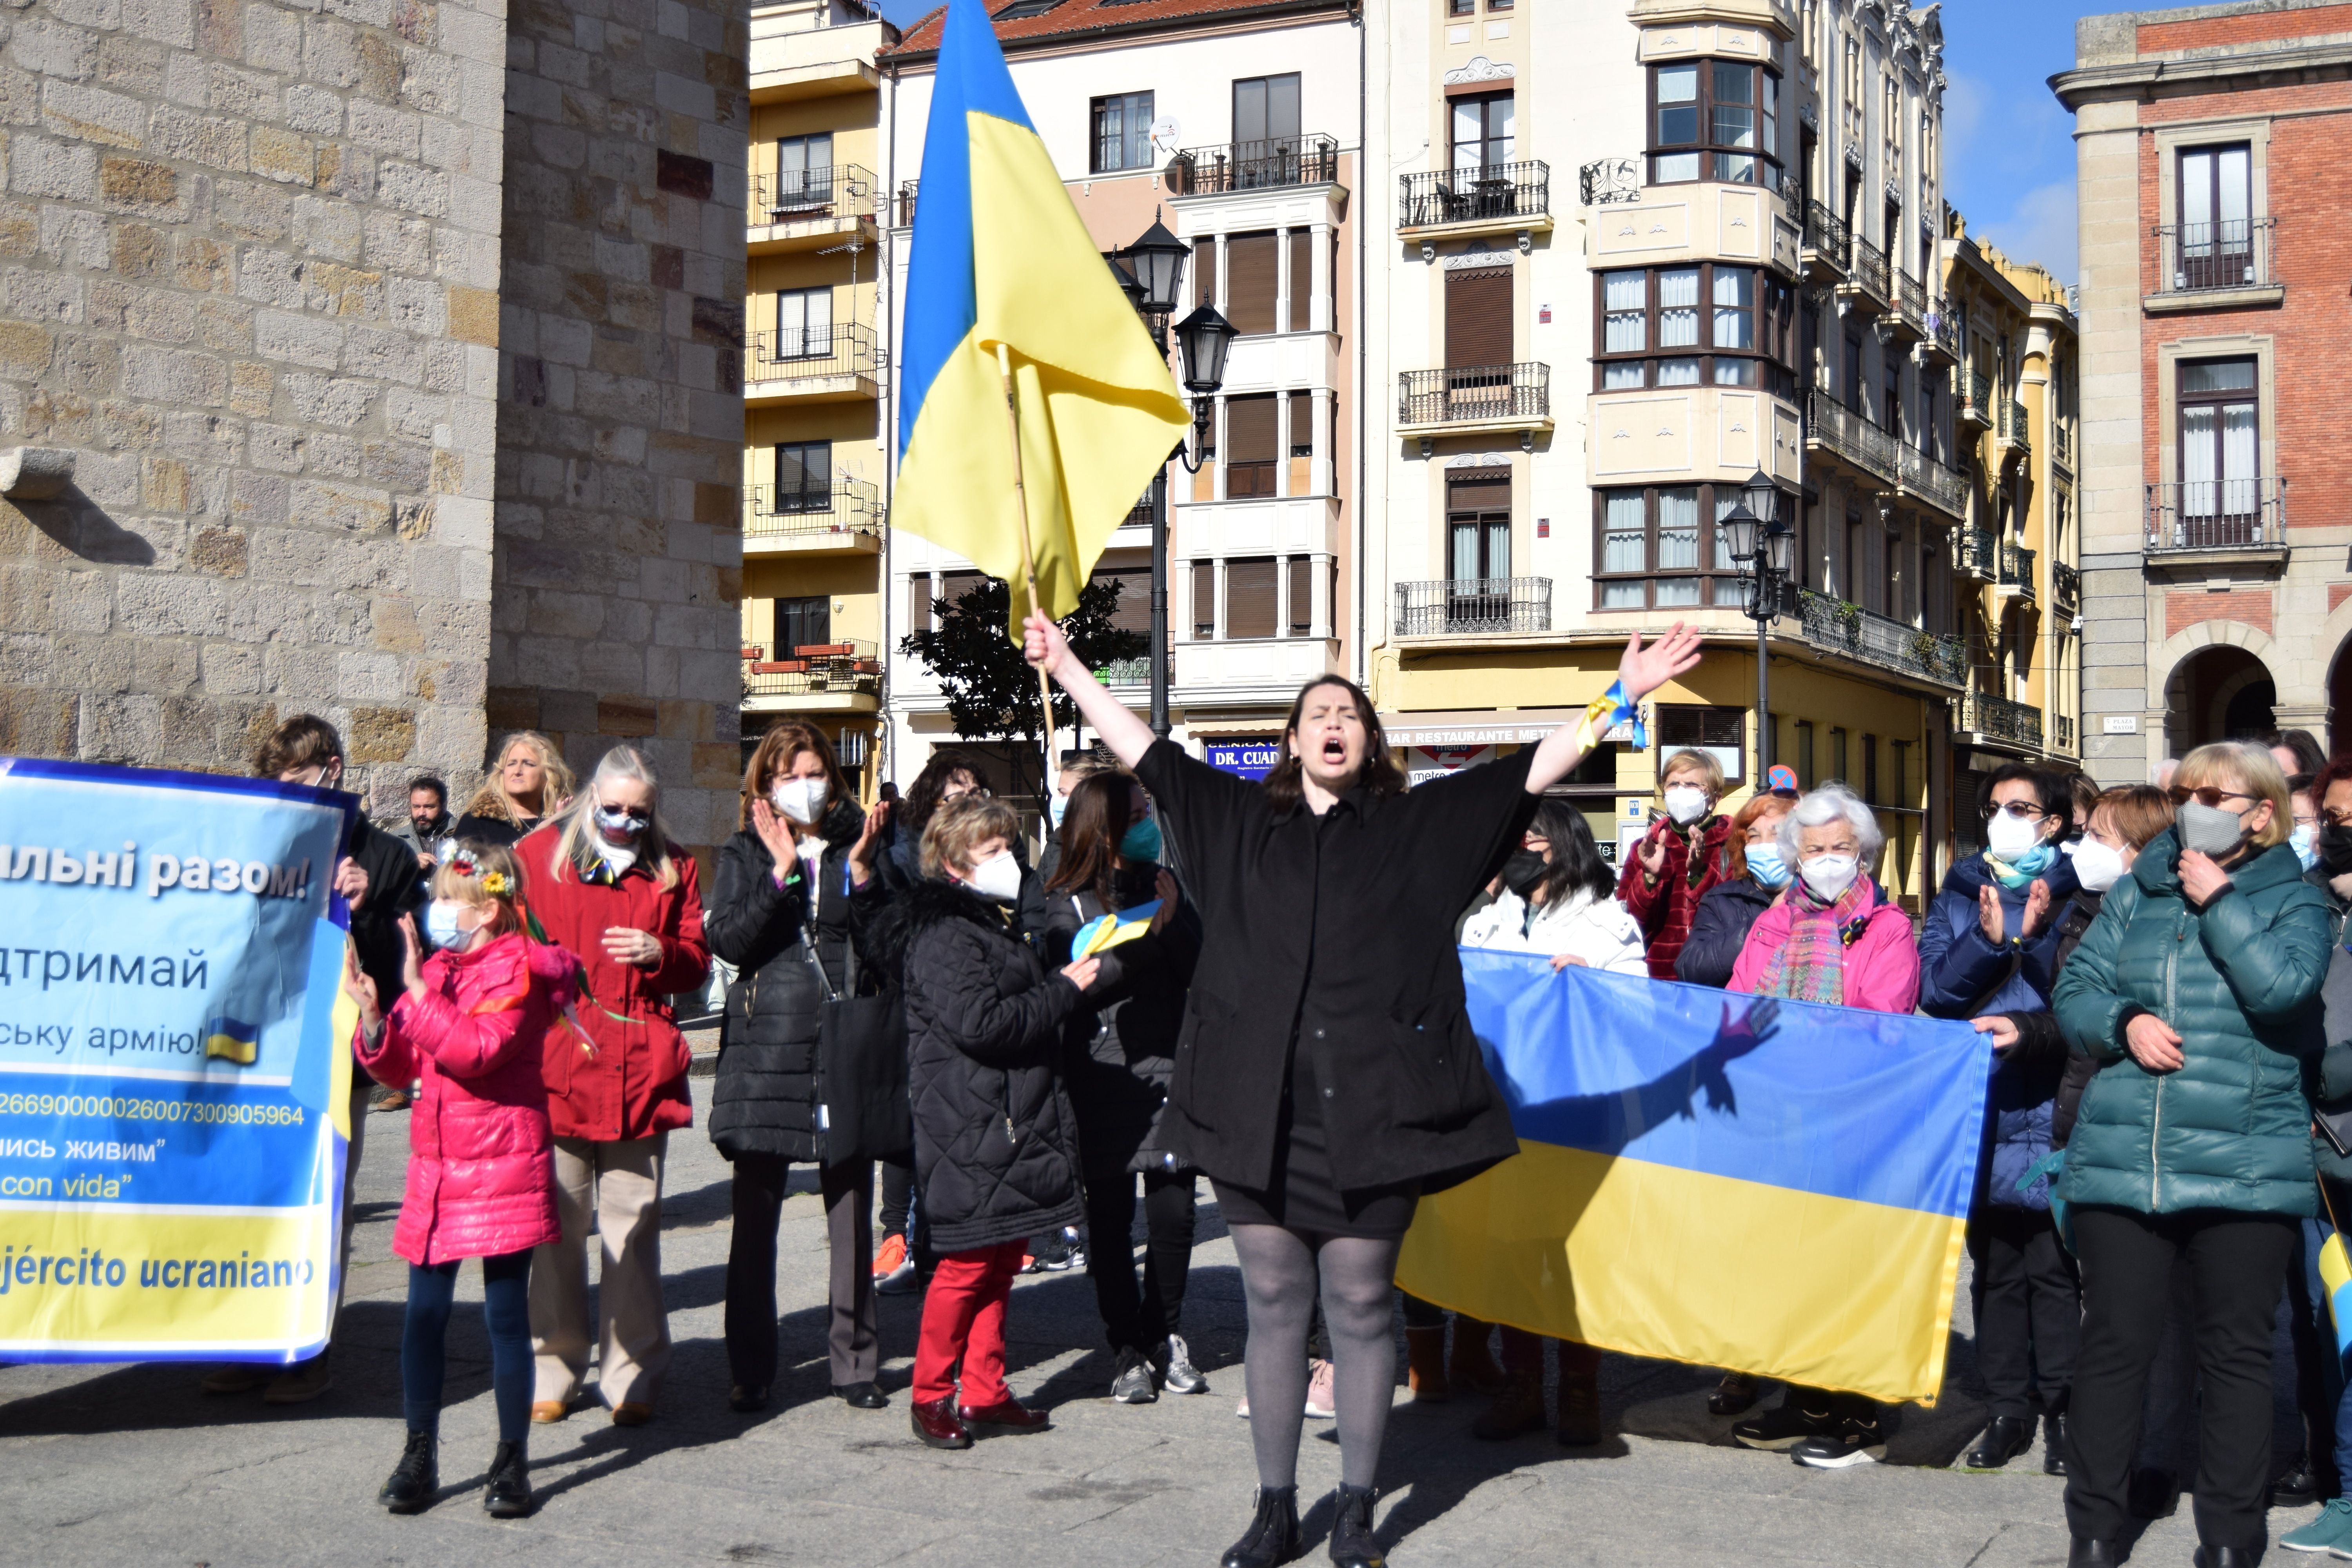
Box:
[2052,828,2332,1217]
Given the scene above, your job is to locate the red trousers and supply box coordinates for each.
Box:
[1500,1324,1599,1379]
[912,1240,1025,1405]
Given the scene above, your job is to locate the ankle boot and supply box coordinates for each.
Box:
[1329,1483,1385,1568]
[1219,1485,1300,1568]
[1470,1374,1546,1441]
[484,1438,532,1518]
[1447,1317,1506,1394]
[1403,1325,1450,1403]
[378,1429,436,1514]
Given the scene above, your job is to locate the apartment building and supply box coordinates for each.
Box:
[2054,0,2352,776]
[739,0,898,797]
[878,0,1362,795]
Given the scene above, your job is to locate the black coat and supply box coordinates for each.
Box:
[1039,860,1202,1174]
[867,878,1084,1254]
[1673,875,1778,989]
[704,801,876,1164]
[346,817,427,1005]
[2001,888,2103,1150]
[1135,739,1532,1194]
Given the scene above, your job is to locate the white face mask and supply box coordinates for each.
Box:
[771,775,827,826]
[2071,837,2127,895]
[964,849,1023,904]
[1663,784,1710,826]
[1799,852,1860,900]
[1985,807,2045,862]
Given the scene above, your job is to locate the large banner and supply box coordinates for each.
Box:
[0,759,356,1363]
[1399,951,1991,1405]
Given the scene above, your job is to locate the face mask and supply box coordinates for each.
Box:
[595,805,648,843]
[1985,808,2046,862]
[2321,824,2352,877]
[1799,852,1859,901]
[1501,848,1550,898]
[1047,792,1069,830]
[1745,843,1792,890]
[1663,785,1709,826]
[1119,815,1163,864]
[2293,824,2320,871]
[2176,799,2250,858]
[965,848,1023,904]
[770,777,826,826]
[596,840,639,876]
[424,899,480,953]
[2071,837,2127,895]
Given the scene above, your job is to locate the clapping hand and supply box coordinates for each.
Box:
[341,943,381,1030]
[1149,870,1178,934]
[2020,879,2052,939]
[396,914,426,1001]
[750,799,797,873]
[1637,832,1669,884]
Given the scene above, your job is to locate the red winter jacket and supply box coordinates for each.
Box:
[356,931,568,1267]
[514,824,710,1143]
[1615,814,1731,980]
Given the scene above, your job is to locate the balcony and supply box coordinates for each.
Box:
[1956,526,1997,583]
[1394,577,1553,638]
[1800,200,1849,280]
[1169,135,1341,196]
[1998,542,2036,601]
[2052,560,2081,617]
[1401,160,1552,239]
[1804,387,1965,516]
[1797,590,1967,689]
[743,478,883,557]
[1958,689,2045,753]
[2049,421,2071,473]
[1896,441,1970,521]
[895,179,917,228]
[1956,370,1992,434]
[746,164,877,253]
[1397,362,1552,438]
[1996,396,2030,468]
[2055,714,2076,752]
[745,323,882,406]
[1578,157,1640,208]
[1885,271,1927,343]
[1839,233,1889,313]
[2149,219,2281,310]
[1091,655,1171,689]
[1919,303,1961,367]
[744,639,882,713]
[2144,477,2290,560]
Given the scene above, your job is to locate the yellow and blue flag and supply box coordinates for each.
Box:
[1398,953,1991,1404]
[2321,1229,2352,1364]
[896,0,1189,632]
[203,1015,260,1066]
[1071,899,1161,959]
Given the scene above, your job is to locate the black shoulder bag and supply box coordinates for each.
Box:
[805,920,912,1167]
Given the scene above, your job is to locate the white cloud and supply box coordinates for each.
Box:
[1970,180,2079,285]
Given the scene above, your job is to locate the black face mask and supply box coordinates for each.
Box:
[1501,849,1550,899]
[2321,824,2352,877]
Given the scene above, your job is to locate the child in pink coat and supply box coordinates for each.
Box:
[345,841,569,1519]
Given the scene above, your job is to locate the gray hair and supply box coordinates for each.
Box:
[1776,784,1885,868]
[549,744,679,891]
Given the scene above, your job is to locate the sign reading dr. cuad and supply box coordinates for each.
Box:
[0,758,356,1363]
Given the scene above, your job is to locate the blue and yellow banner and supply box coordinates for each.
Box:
[0,759,355,1363]
[1399,952,1991,1404]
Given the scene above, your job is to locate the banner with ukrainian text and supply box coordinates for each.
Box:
[1398,951,1991,1405]
[0,758,356,1363]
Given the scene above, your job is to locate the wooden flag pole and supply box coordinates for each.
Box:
[995,342,1058,799]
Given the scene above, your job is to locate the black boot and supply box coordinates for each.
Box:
[484,1439,532,1519]
[1963,1414,2036,1470]
[1328,1483,1385,1568]
[2192,1550,2261,1568]
[377,1429,436,1514]
[2067,1540,2120,1568]
[1219,1485,1300,1568]
[2041,1412,2068,1477]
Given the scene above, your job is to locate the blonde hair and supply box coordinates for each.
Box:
[550,746,681,891]
[430,839,523,938]
[740,722,849,831]
[922,793,1017,879]
[2174,741,2292,851]
[1659,748,1725,799]
[464,731,577,825]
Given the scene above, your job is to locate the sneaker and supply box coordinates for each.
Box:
[263,1356,332,1405]
[871,1232,908,1281]
[1155,1334,1209,1396]
[877,1263,925,1297]
[1732,1400,1831,1452]
[1305,1358,1336,1419]
[1790,1416,1887,1469]
[1111,1347,1158,1405]
[1019,1254,1039,1275]
[2283,1496,2352,1554]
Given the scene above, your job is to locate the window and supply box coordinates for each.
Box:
[1794,719,1815,787]
[2177,142,2253,289]
[1843,329,1862,414]
[1226,231,1278,334]
[773,287,832,360]
[1451,91,1514,174]
[772,441,829,514]
[2178,358,2259,538]
[1448,0,1473,15]
[1227,558,1277,639]
[1287,229,1312,331]
[1193,239,1215,308]
[1591,265,1793,393]
[1225,394,1278,497]
[1190,560,1214,637]
[1445,263,1514,370]
[1593,484,1749,610]
[1091,91,1155,174]
[1883,353,1901,439]
[1287,558,1313,635]
[1446,474,1511,629]
[1658,705,1744,784]
[1287,391,1312,457]
[770,133,832,212]
[1829,726,1849,784]
[906,575,932,635]
[1232,74,1301,188]
[1862,733,1879,806]
[1087,557,1151,637]
[775,595,829,655]
[1650,60,1779,185]
[995,0,1062,15]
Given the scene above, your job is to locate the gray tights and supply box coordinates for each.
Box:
[1228,1221,1402,1490]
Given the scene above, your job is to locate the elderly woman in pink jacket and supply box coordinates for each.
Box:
[346,841,569,1522]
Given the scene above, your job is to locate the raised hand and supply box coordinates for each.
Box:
[750,798,797,873]
[1638,832,1669,882]
[1617,622,1704,703]
[341,942,381,1029]
[848,799,890,888]
[396,913,426,999]
[2020,879,2053,940]
[1976,883,2006,945]
[1023,611,1073,678]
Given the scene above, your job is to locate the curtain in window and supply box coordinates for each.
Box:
[2222,400,2257,517]
[1659,269,1699,347]
[1712,268,1753,350]
[1656,488,1700,604]
[1602,492,1646,608]
[2181,404,2217,517]
[1603,272,1646,352]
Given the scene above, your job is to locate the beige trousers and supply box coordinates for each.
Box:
[530,1133,672,1409]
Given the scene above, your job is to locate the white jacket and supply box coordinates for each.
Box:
[1459,887,1650,976]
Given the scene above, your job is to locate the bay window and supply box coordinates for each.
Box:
[1650,59,1780,186]
[1592,265,1795,394]
[1595,483,1751,610]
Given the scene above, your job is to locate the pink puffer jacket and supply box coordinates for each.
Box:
[356,930,570,1266]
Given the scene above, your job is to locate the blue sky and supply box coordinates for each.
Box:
[873,0,2099,281]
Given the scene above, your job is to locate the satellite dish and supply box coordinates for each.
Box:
[1150,117,1181,155]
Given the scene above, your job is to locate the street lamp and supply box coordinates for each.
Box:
[1726,468,1796,787]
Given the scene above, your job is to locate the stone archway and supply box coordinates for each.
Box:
[2155,620,2281,759]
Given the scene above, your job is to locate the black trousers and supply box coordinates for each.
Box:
[2066,1205,2298,1550]
[724,1154,878,1392]
[1082,1163,1197,1354]
[880,1157,913,1239]
[1967,1205,2081,1418]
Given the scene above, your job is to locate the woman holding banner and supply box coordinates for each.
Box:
[1021,610,1700,1568]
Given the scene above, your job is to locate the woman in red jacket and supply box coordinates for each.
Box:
[515,745,710,1428]
[347,841,568,1519]
[1616,748,1732,978]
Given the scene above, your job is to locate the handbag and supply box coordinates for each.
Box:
[805,928,912,1167]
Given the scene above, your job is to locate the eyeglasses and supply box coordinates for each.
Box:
[2167,786,2255,809]
[2324,807,2352,828]
[1981,800,2048,822]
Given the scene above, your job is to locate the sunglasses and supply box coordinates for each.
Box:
[2166,786,2254,809]
[2325,807,2352,828]
[1981,800,2048,822]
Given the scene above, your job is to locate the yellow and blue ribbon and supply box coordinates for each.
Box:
[1573,680,1643,751]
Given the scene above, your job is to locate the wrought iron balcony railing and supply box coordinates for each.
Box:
[744,639,881,699]
[2050,422,2071,469]
[2052,560,2081,613]
[1999,542,2036,595]
[745,322,881,384]
[895,179,917,227]
[1797,591,1967,688]
[1397,362,1550,426]
[1956,526,1998,581]
[1169,134,1340,195]
[1896,440,1970,518]
[2144,477,2287,553]
[2152,218,2277,294]
[1961,689,2045,750]
[1578,157,1640,207]
[1998,396,2031,455]
[1957,369,1991,427]
[1896,270,1926,323]
[1393,577,1553,637]
[2055,714,2076,751]
[749,163,876,226]
[1801,199,1850,267]
[1091,655,1172,687]
[1401,160,1551,229]
[1846,233,1889,301]
[1922,305,1961,362]
[743,478,883,541]
[1804,387,1897,485]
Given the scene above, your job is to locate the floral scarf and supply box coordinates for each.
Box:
[1757,874,1876,1005]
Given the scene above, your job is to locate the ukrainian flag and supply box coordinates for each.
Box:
[895,0,1190,632]
[2321,1228,2352,1365]
[202,1016,259,1067]
[1398,952,1991,1404]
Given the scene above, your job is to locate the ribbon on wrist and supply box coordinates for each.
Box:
[1574,680,1644,751]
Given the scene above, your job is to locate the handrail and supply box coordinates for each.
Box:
[1403,160,1552,228]
[1394,577,1553,636]
[748,163,877,226]
[1398,362,1550,426]
[1168,134,1340,196]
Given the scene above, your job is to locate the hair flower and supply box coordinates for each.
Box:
[479,870,512,895]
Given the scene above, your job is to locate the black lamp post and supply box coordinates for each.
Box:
[1114,213,1232,738]
[1723,468,1796,785]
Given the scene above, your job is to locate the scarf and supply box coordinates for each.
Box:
[1758,874,1875,1005]
[1982,844,2056,892]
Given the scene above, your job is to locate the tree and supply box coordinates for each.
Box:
[899,576,1145,800]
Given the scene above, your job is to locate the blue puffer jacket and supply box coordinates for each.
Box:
[1920,850,2081,1210]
